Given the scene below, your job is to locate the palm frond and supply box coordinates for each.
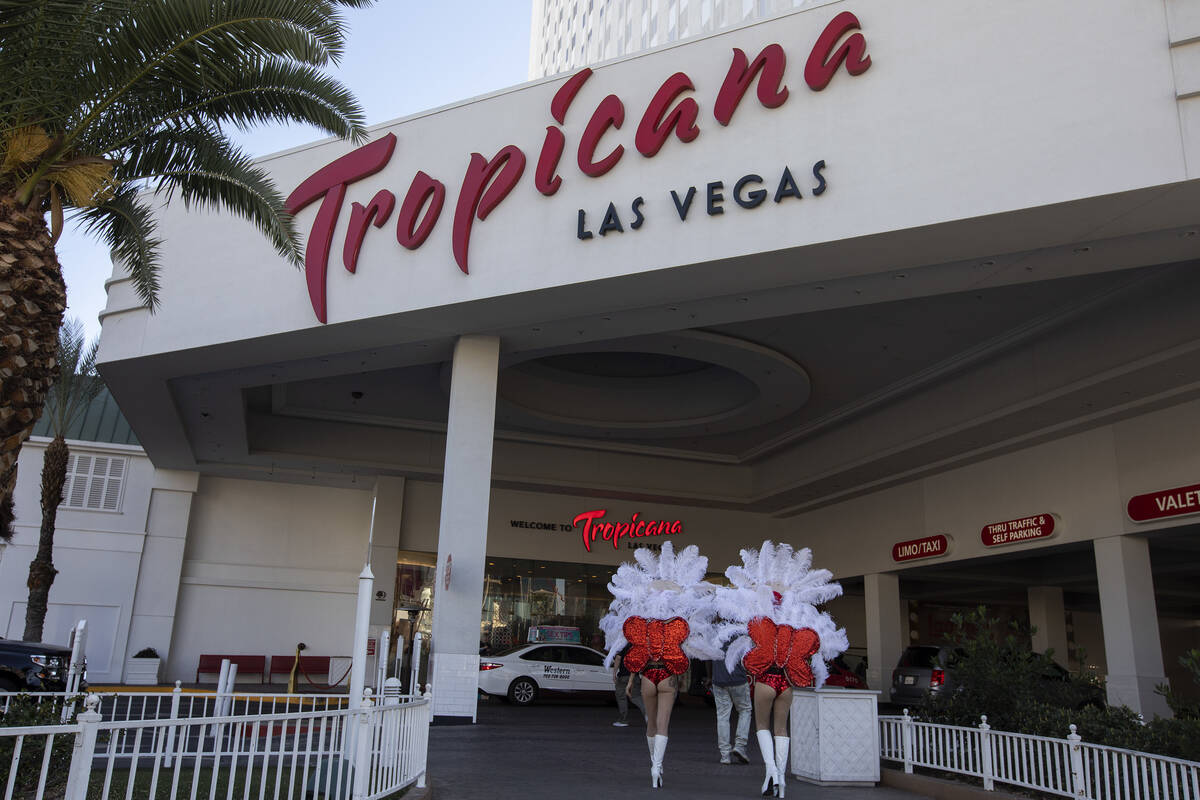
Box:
[117,122,301,267]
[44,317,103,437]
[77,184,162,309]
[96,58,365,152]
[1,0,372,311]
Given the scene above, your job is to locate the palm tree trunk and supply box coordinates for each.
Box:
[0,464,15,542]
[0,194,67,531]
[24,435,67,642]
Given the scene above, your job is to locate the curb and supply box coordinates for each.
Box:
[881,767,1026,800]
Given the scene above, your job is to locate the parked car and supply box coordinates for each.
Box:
[0,638,79,692]
[891,645,959,703]
[891,645,1105,709]
[825,655,869,689]
[478,643,612,706]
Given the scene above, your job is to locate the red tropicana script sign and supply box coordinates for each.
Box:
[981,514,1055,547]
[285,12,873,323]
[1127,483,1200,523]
[892,534,949,563]
[573,509,684,552]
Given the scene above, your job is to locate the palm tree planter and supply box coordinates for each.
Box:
[125,647,161,686]
[0,0,371,545]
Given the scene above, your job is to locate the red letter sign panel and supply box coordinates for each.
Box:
[892,534,949,563]
[980,514,1056,547]
[1127,483,1200,522]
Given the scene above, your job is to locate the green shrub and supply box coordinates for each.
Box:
[0,694,78,797]
[917,607,1200,762]
[1156,648,1200,720]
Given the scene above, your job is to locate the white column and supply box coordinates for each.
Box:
[430,335,500,721]
[1093,535,1171,718]
[1027,586,1069,667]
[348,565,374,708]
[864,572,904,702]
[130,469,199,683]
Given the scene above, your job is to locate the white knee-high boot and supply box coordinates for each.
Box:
[774,736,791,797]
[651,734,668,788]
[756,729,777,796]
[647,736,654,765]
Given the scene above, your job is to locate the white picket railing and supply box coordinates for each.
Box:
[1,684,353,723]
[880,710,1200,800]
[0,688,430,800]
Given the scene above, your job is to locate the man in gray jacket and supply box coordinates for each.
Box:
[706,656,751,764]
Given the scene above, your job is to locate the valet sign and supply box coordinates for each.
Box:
[286,12,873,322]
[1127,483,1200,523]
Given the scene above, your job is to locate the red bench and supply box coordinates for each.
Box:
[270,655,333,681]
[195,654,268,684]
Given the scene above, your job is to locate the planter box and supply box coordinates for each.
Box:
[789,687,880,786]
[125,657,161,685]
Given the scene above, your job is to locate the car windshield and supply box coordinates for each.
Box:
[898,647,942,668]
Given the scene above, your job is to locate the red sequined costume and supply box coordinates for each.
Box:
[743,616,821,693]
[622,616,691,685]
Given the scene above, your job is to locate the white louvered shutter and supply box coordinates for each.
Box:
[61,453,126,511]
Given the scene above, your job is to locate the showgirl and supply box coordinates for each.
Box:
[600,541,721,788]
[714,541,848,797]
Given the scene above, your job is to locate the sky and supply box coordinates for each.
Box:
[59,1,534,344]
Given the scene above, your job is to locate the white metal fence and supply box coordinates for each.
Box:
[0,689,430,800]
[880,710,1200,800]
[1,684,352,724]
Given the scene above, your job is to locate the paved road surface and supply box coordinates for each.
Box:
[427,695,928,799]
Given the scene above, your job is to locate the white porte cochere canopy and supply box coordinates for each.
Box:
[93,0,1200,719]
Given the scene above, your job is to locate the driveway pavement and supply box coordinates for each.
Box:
[427,695,929,799]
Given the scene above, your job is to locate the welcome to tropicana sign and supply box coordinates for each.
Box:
[286,11,873,323]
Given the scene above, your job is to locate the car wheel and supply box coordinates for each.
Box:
[0,676,21,693]
[507,677,538,706]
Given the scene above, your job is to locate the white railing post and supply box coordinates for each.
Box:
[375,629,390,691]
[416,685,432,789]
[64,694,101,800]
[1067,724,1087,799]
[409,632,423,696]
[978,715,994,791]
[901,708,914,774]
[164,681,182,767]
[352,690,375,800]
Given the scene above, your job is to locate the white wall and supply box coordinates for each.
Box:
[101,0,1193,362]
[168,477,374,684]
[0,438,188,684]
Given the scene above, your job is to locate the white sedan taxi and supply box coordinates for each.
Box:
[478,643,612,705]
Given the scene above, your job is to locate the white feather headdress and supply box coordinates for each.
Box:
[714,540,848,687]
[599,541,722,667]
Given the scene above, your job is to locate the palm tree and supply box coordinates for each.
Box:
[23,318,101,642]
[0,0,372,534]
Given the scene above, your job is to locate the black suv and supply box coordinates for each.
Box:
[0,638,78,692]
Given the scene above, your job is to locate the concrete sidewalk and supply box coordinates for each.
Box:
[427,696,929,799]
